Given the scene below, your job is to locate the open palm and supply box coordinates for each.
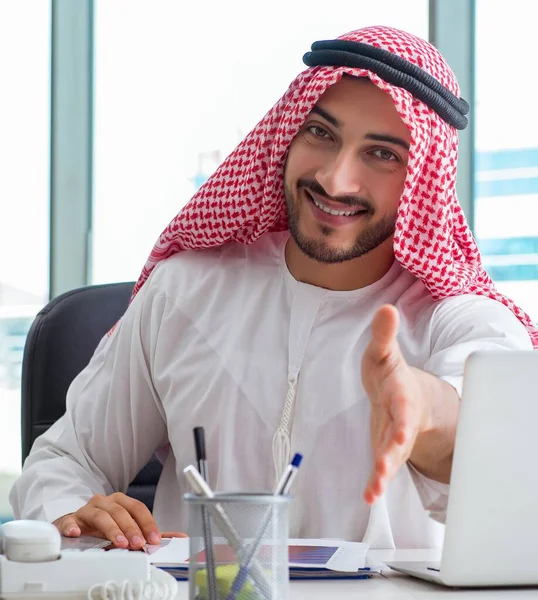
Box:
[361,305,425,504]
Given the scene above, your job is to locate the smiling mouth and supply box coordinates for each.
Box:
[306,191,366,217]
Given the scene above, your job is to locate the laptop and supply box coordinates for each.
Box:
[387,350,538,587]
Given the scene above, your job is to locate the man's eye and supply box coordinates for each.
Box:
[307,125,331,139]
[371,148,398,161]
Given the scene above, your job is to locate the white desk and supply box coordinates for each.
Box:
[173,550,538,599]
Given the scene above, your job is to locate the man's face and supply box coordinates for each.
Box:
[284,76,410,264]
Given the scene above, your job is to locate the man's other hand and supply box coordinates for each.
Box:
[53,492,186,549]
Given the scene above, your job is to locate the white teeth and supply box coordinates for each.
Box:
[311,195,362,217]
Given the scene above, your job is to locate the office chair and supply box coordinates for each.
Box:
[21,282,163,511]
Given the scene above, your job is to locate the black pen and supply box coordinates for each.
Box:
[193,427,217,600]
[194,426,209,484]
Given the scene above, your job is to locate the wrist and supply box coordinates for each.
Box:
[408,367,460,482]
[409,366,435,433]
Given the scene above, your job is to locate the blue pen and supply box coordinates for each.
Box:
[225,453,303,600]
[274,452,303,495]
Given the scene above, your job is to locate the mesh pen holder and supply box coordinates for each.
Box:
[184,493,291,600]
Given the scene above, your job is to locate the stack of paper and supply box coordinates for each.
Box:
[145,537,375,580]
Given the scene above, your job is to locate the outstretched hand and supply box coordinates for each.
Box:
[361,305,429,505]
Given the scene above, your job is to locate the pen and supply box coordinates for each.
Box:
[274,452,303,495]
[183,465,272,600]
[194,426,209,483]
[225,453,304,600]
[193,427,218,600]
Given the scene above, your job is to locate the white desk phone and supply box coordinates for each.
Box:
[0,520,178,599]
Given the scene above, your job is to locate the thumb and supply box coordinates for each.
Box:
[367,304,400,362]
[55,514,81,537]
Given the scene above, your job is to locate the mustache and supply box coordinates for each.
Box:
[297,178,374,214]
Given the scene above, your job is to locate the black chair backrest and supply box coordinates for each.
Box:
[21,282,162,511]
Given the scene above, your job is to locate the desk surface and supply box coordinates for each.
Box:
[174,549,538,599]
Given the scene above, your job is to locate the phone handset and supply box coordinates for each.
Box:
[0,520,178,599]
[0,520,62,562]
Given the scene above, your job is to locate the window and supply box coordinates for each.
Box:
[474,0,538,320]
[92,0,428,284]
[0,2,50,521]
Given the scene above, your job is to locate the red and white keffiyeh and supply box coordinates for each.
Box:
[132,25,538,347]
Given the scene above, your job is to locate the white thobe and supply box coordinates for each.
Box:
[10,232,532,549]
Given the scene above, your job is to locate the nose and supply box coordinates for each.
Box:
[316,149,364,199]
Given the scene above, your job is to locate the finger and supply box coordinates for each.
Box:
[364,424,412,505]
[92,496,150,549]
[364,450,391,503]
[76,503,131,548]
[371,424,407,476]
[162,531,188,539]
[364,454,401,504]
[110,493,161,546]
[382,416,409,450]
[55,514,82,538]
[375,423,411,479]
[382,394,410,448]
[364,461,384,504]
[367,305,400,362]
[363,475,384,505]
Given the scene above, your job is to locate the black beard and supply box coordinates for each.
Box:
[285,184,396,264]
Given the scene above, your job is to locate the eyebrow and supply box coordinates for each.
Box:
[311,106,340,128]
[365,133,410,152]
[310,105,410,152]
